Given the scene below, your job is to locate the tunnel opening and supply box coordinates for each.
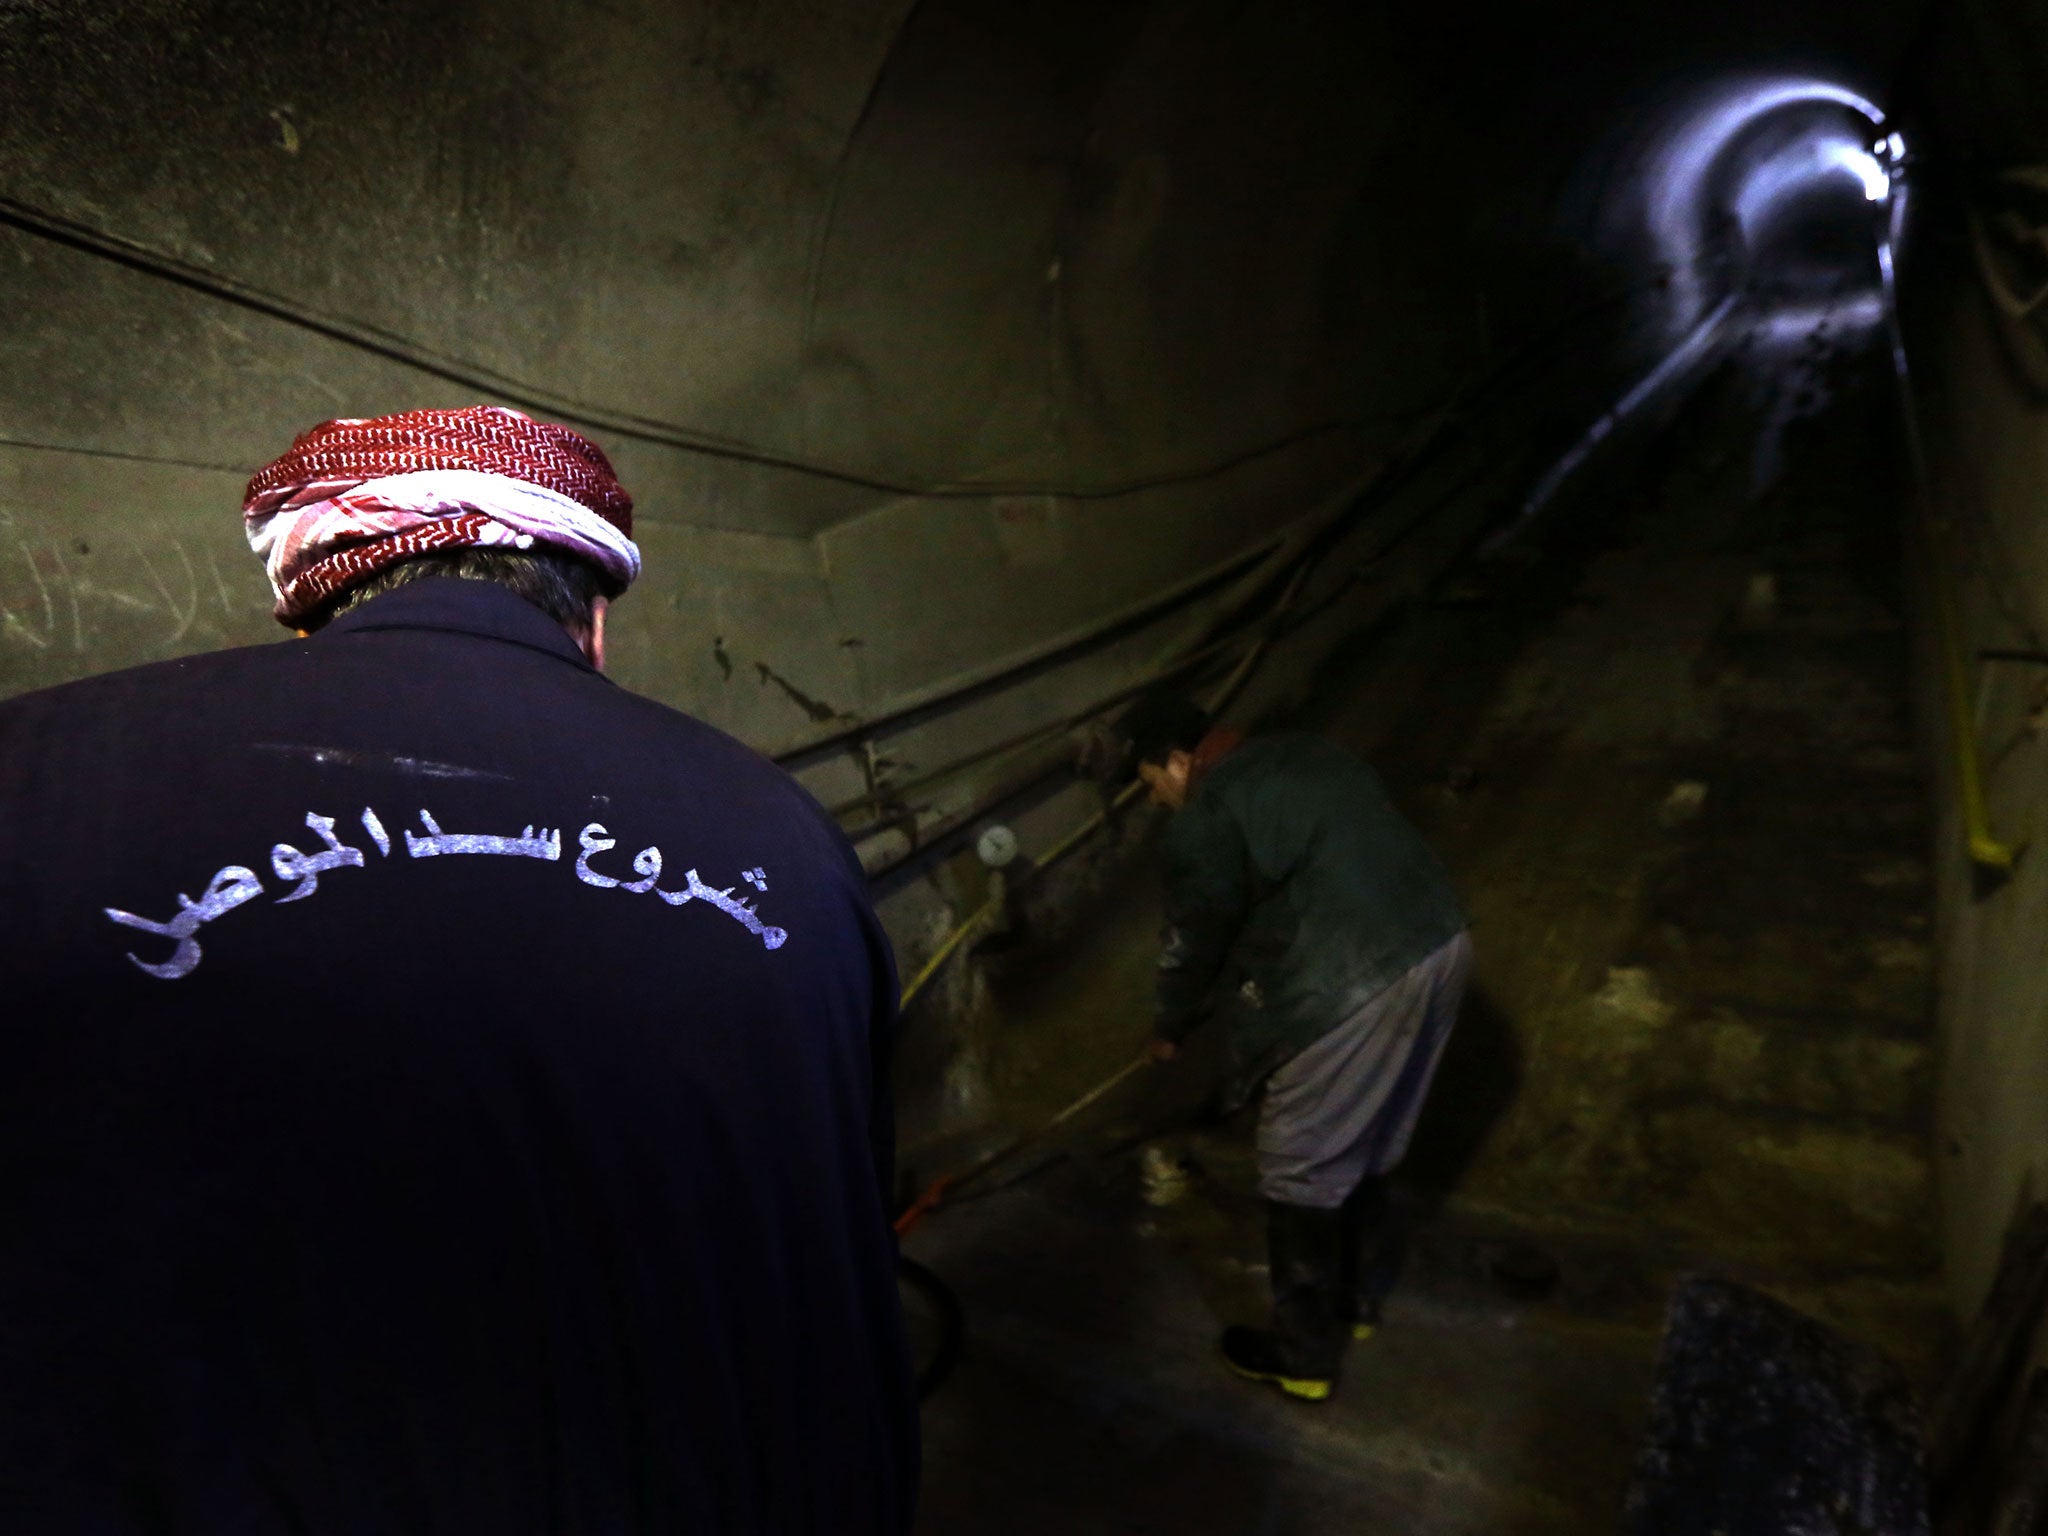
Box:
[904,62,1963,1536]
[1502,79,1904,540]
[1636,78,1892,321]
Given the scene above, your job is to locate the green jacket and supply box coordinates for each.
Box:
[1156,732,1465,1105]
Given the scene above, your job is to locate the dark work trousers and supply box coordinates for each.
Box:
[1268,1177,1404,1376]
[1258,932,1470,1376]
[1339,1174,1404,1326]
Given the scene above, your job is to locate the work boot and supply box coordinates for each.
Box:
[1220,1325,1331,1402]
[1220,1201,1349,1401]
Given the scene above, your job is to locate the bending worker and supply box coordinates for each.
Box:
[0,407,916,1532]
[1120,691,1471,1403]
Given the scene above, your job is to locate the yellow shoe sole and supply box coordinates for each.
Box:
[1352,1322,1376,1342]
[1222,1355,1333,1402]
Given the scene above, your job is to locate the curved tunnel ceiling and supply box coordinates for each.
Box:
[1508,72,1907,528]
[1640,76,1893,331]
[0,1,1935,736]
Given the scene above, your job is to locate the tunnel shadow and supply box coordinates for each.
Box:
[1396,980,1525,1218]
[906,1099,1306,1534]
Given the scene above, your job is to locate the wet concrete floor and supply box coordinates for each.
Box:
[904,305,1948,1532]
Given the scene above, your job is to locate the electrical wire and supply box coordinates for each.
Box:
[0,432,249,477]
[0,190,1374,501]
[893,555,1317,1008]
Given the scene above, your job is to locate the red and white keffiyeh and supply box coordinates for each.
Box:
[243,406,640,626]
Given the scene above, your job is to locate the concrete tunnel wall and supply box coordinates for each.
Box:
[1909,0,2048,1317]
[1,2,1939,1154]
[0,0,1499,713]
[0,0,1632,1153]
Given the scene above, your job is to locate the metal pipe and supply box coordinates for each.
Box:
[895,560,1306,1009]
[885,264,1688,1002]
[839,397,1513,849]
[790,268,1681,789]
[830,623,1256,830]
[898,875,1006,1008]
[774,534,1287,772]
[1926,516,2021,871]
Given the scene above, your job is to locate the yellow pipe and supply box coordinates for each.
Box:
[1030,779,1147,873]
[899,883,1004,1008]
[1923,511,2021,872]
[897,778,1150,1011]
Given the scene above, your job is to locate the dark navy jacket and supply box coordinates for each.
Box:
[0,579,916,1534]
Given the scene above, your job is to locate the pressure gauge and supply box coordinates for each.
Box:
[975,823,1019,870]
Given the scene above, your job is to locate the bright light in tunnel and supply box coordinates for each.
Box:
[1648,77,1886,327]
[1502,76,1902,553]
[1831,142,1891,202]
[1731,134,1890,237]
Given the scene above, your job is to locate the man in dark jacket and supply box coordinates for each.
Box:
[1123,692,1470,1403]
[0,407,917,1532]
